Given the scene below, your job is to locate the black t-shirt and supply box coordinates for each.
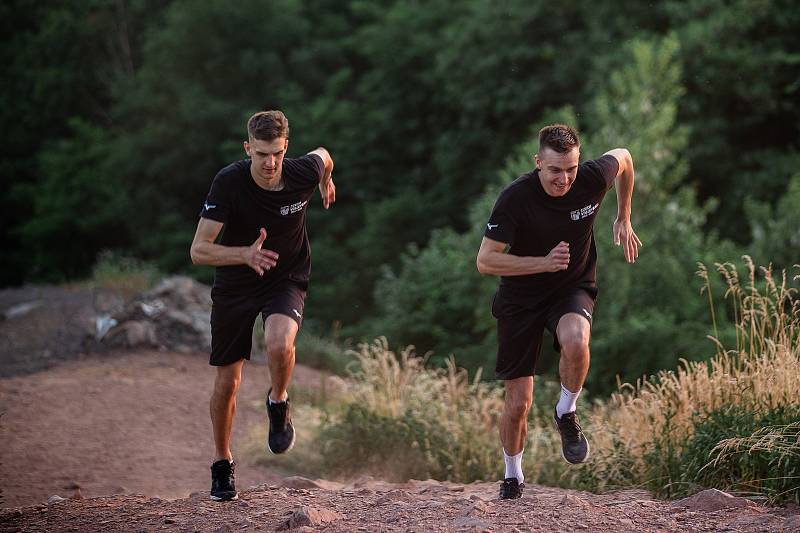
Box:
[484,154,619,306]
[199,154,324,295]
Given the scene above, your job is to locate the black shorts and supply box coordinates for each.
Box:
[209,281,306,366]
[492,287,596,380]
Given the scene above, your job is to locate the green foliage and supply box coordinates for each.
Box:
[90,249,160,293]
[17,120,129,281]
[663,0,800,240]
[745,171,800,270]
[294,330,355,376]
[320,403,454,481]
[659,405,800,504]
[586,35,738,392]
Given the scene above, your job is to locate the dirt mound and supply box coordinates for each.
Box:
[0,277,214,377]
[98,276,213,353]
[2,480,796,532]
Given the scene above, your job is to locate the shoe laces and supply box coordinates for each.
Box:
[269,399,289,427]
[559,412,583,442]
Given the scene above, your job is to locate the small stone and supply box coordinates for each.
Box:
[276,506,342,530]
[620,518,634,527]
[675,488,755,512]
[470,500,490,515]
[48,495,66,504]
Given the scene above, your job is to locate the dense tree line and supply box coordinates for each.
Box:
[3,0,798,392]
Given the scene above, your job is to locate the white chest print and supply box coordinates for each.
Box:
[279,200,308,216]
[570,203,599,221]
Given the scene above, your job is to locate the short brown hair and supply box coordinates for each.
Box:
[538,124,580,153]
[247,110,289,141]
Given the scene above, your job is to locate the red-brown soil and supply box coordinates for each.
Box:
[2,350,799,532]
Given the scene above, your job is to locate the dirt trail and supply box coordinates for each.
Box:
[0,350,330,508]
[2,350,799,532]
[2,478,798,532]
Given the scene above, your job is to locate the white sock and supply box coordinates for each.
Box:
[268,392,288,404]
[556,383,581,418]
[503,449,524,484]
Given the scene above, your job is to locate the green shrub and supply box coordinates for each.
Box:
[90,249,159,293]
[676,406,800,504]
[295,330,355,376]
[318,338,503,482]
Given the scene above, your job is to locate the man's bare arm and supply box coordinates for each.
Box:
[476,237,570,276]
[604,148,642,263]
[310,147,336,209]
[190,218,278,276]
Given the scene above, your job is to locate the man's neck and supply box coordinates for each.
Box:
[250,167,284,191]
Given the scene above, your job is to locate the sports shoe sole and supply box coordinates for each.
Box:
[559,440,590,464]
[209,492,239,501]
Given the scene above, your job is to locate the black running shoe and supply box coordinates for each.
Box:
[210,459,238,501]
[266,388,296,454]
[554,408,590,464]
[499,477,524,499]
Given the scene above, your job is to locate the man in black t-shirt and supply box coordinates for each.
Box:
[476,124,641,500]
[190,110,335,501]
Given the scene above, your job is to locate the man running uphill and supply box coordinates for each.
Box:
[476,124,641,500]
[190,110,335,501]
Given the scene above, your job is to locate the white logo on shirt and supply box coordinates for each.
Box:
[582,308,592,320]
[487,223,499,230]
[570,203,599,221]
[204,202,217,210]
[292,309,302,319]
[279,200,308,216]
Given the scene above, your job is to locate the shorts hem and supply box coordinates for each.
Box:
[209,354,251,366]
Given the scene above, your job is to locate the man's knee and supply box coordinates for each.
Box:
[560,334,589,358]
[558,316,591,357]
[265,335,295,361]
[214,370,241,398]
[504,395,531,421]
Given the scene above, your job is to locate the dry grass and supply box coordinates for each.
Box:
[320,337,505,482]
[554,257,800,494]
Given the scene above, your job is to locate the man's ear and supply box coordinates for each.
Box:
[243,140,251,157]
[534,153,541,170]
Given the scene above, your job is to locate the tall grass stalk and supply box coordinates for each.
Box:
[319,337,504,482]
[566,258,800,500]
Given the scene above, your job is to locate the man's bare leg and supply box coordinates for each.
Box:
[210,359,245,461]
[554,312,591,464]
[500,376,533,455]
[263,314,299,401]
[263,313,299,454]
[499,376,532,498]
[556,313,591,394]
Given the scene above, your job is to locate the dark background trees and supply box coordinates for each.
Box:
[4,0,798,394]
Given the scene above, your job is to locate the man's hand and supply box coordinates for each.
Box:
[243,228,279,276]
[613,217,642,263]
[545,241,570,272]
[319,177,336,209]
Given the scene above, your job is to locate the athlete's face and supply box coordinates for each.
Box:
[244,137,288,182]
[536,146,580,197]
